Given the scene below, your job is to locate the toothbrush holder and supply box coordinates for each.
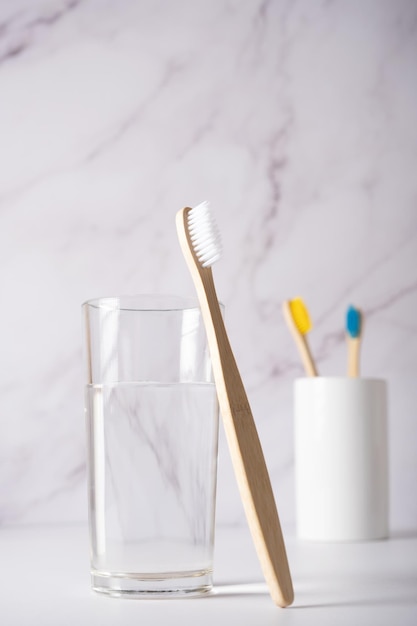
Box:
[294,377,389,542]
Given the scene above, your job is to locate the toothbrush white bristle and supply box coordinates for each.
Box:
[187,201,222,267]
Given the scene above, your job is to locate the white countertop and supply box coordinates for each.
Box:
[1,524,416,626]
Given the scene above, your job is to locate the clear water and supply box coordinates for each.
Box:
[86,382,219,580]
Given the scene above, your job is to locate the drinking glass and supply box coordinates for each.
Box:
[82,295,219,597]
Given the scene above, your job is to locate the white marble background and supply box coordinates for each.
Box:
[0,0,416,532]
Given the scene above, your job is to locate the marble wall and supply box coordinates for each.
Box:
[0,0,416,532]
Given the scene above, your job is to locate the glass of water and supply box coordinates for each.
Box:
[82,295,219,597]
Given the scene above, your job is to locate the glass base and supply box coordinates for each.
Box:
[91,569,213,598]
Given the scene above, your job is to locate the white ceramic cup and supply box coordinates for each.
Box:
[294,377,388,542]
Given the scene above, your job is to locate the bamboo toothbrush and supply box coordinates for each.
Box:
[282,298,318,377]
[176,201,293,608]
[346,305,362,377]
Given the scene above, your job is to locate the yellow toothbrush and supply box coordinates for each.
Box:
[282,297,318,377]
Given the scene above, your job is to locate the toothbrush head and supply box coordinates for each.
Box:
[346,305,362,338]
[288,297,312,335]
[187,201,222,267]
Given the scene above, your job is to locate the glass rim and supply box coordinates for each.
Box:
[82,294,223,313]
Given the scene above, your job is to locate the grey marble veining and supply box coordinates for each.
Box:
[0,0,416,530]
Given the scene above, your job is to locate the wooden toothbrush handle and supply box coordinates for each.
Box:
[347,337,360,377]
[199,271,294,608]
[294,333,318,377]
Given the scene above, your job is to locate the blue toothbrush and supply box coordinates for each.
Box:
[346,305,363,377]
